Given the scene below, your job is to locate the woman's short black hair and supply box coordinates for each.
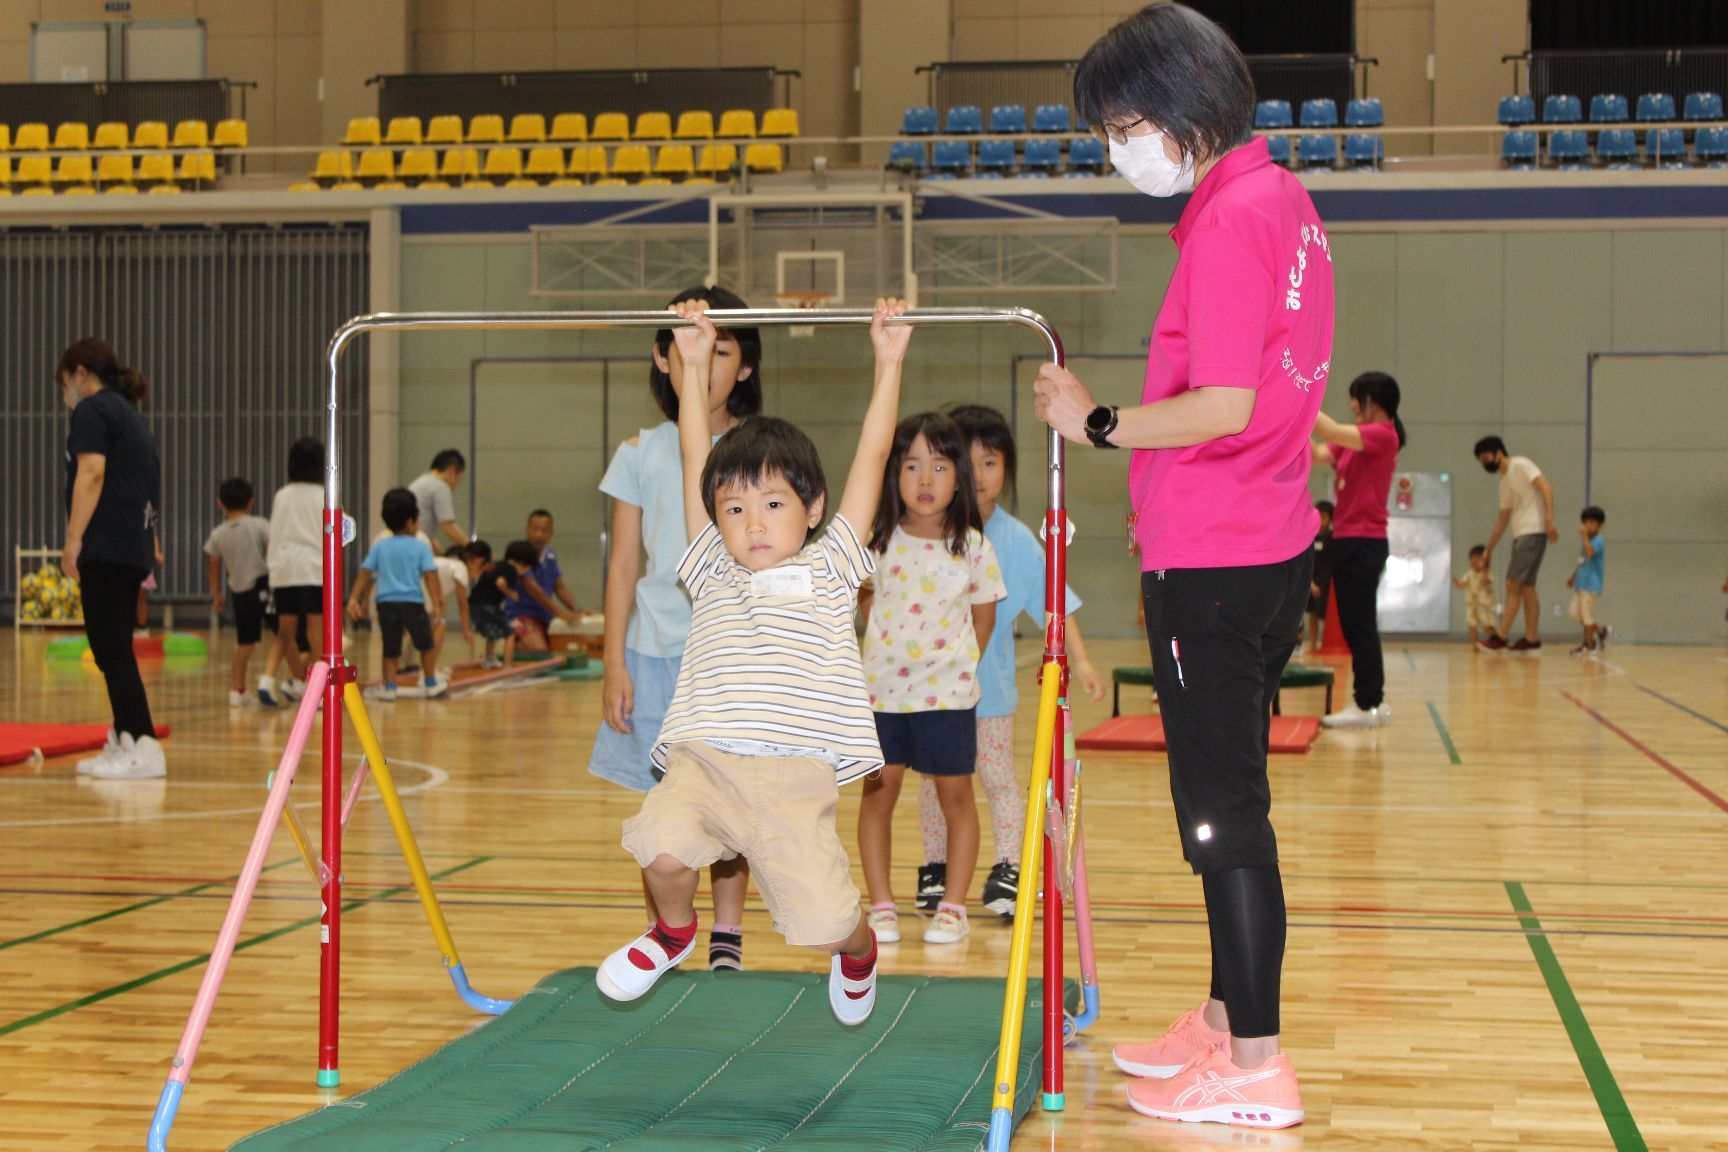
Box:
[1074,2,1257,162]
[700,417,827,540]
[946,403,1017,502]
[380,487,419,532]
[871,412,982,559]
[287,437,325,485]
[650,284,764,423]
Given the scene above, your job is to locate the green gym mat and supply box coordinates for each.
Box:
[233,967,1051,1151]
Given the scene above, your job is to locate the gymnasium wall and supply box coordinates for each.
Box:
[396,221,1728,645]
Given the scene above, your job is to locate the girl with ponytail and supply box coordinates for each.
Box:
[1312,370,1405,730]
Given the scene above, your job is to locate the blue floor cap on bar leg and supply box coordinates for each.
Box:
[147,1079,183,1151]
[1074,985,1101,1031]
[986,1107,1014,1152]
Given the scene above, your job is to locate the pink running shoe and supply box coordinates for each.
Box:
[1126,1045,1304,1129]
[1112,1004,1229,1079]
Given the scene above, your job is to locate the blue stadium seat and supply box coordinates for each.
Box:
[1595,129,1637,166]
[1636,92,1676,123]
[1021,138,1062,172]
[1646,127,1687,165]
[1299,99,1338,128]
[1694,126,1728,165]
[976,138,1015,172]
[1032,104,1072,133]
[1264,135,1291,165]
[1683,91,1723,121]
[1543,94,1582,123]
[1297,134,1337,167]
[1344,133,1382,165]
[1588,93,1628,123]
[1497,95,1536,126]
[901,106,938,135]
[944,105,983,134]
[1067,136,1106,171]
[1500,131,1538,167]
[1548,129,1590,166]
[1345,98,1383,127]
[931,139,972,173]
[1254,100,1293,129]
[887,141,925,170]
[988,104,1027,134]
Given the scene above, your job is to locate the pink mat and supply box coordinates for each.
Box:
[1075,714,1319,754]
[0,722,171,766]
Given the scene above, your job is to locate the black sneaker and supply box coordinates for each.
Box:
[982,862,1019,918]
[915,863,946,912]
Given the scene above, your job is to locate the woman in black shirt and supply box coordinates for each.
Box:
[59,338,166,779]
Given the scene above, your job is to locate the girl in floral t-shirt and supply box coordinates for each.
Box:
[858,412,1006,947]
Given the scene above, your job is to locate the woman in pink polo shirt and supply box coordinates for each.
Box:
[1034,3,1330,1131]
[1313,372,1405,729]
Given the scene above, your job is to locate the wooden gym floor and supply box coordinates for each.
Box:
[0,629,1723,1151]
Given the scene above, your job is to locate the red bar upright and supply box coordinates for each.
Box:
[1041,506,1069,1106]
[318,506,345,1086]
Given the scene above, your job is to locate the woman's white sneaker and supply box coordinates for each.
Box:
[75,731,125,775]
[88,735,166,780]
[1321,703,1391,729]
[923,904,970,944]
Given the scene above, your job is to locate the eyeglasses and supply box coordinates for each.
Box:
[1095,116,1148,145]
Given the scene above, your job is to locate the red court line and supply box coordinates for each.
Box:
[1564,691,1728,814]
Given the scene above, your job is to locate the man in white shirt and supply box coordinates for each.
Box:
[408,449,468,551]
[1475,435,1558,651]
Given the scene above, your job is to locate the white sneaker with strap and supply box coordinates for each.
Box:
[596,925,696,1002]
[923,903,970,944]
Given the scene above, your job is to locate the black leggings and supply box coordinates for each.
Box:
[1331,537,1389,710]
[1205,865,1287,1038]
[80,562,155,741]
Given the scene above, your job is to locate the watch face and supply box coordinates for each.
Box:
[1086,407,1110,432]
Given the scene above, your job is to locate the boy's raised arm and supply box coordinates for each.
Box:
[673,303,720,542]
[838,298,912,530]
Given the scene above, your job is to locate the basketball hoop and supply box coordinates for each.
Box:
[775,290,830,339]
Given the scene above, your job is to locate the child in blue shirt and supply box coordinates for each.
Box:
[1566,505,1609,655]
[348,488,446,700]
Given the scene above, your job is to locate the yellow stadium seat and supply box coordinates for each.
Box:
[633,111,672,140]
[331,181,365,191]
[425,116,464,146]
[375,180,408,190]
[717,109,757,139]
[611,145,652,179]
[0,188,11,197]
[312,150,353,183]
[590,113,630,142]
[481,147,523,180]
[439,148,480,180]
[550,113,588,142]
[505,178,539,189]
[53,122,90,150]
[93,122,129,150]
[212,119,249,148]
[172,120,210,149]
[148,183,183,195]
[675,111,714,139]
[467,115,505,144]
[54,154,94,184]
[15,123,50,151]
[548,177,585,187]
[0,125,9,150]
[16,155,52,184]
[136,153,176,185]
[593,177,627,187]
[744,143,783,173]
[385,117,423,147]
[133,121,169,150]
[178,152,217,185]
[697,143,738,175]
[525,146,565,181]
[356,149,395,182]
[566,145,607,178]
[654,144,695,178]
[63,185,96,196]
[461,179,496,190]
[288,181,322,192]
[0,157,9,184]
[22,186,55,196]
[761,108,800,137]
[97,154,135,184]
[398,148,438,183]
[508,114,546,143]
[418,179,452,190]
[105,184,141,195]
[341,117,381,147]
[639,177,672,186]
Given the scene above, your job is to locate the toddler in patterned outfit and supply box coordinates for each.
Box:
[1453,544,1496,646]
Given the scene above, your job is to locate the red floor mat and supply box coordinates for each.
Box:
[0,722,172,766]
[1075,714,1320,753]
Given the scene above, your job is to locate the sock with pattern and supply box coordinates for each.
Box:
[708,923,744,971]
[629,915,697,972]
[840,933,878,982]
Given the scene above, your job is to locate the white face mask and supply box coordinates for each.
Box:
[1109,130,1196,197]
[61,381,81,411]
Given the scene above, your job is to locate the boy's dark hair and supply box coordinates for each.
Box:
[1350,371,1407,448]
[701,417,827,540]
[946,403,1016,502]
[288,436,325,484]
[1075,2,1256,163]
[1473,435,1506,458]
[504,539,539,568]
[465,539,493,564]
[1581,506,1605,524]
[650,285,764,423]
[871,412,982,558]
[1469,544,1487,559]
[1315,499,1335,515]
[218,477,254,511]
[381,487,420,533]
[430,448,466,473]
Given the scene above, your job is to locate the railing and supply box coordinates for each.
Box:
[1525,48,1728,107]
[369,67,797,127]
[0,79,241,130]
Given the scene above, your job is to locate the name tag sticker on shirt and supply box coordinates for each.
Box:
[751,565,813,598]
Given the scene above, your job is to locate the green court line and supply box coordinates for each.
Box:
[1403,647,1418,672]
[1425,700,1462,764]
[0,857,489,1039]
[0,859,300,953]
[1505,882,1646,1152]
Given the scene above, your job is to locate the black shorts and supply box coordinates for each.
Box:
[271,584,324,617]
[874,709,977,776]
[1142,552,1311,874]
[232,576,270,646]
[470,602,512,641]
[376,601,435,661]
[1306,575,1331,616]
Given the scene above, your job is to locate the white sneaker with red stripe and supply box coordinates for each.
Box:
[595,926,697,1002]
[829,952,877,1026]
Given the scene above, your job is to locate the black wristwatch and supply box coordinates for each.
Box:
[1084,405,1120,449]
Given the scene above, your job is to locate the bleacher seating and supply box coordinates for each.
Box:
[525,146,565,181]
[697,144,737,177]
[1265,135,1291,165]
[1255,100,1293,129]
[1684,92,1723,122]
[385,117,424,146]
[1298,134,1337,168]
[134,121,170,150]
[976,139,1015,174]
[988,105,1026,134]
[744,143,783,173]
[676,111,714,139]
[178,152,217,187]
[1345,98,1383,127]
[1636,93,1676,123]
[398,149,438,183]
[426,116,464,146]
[342,117,382,146]
[137,154,176,187]
[1548,129,1590,167]
[945,105,983,134]
[1033,104,1071,133]
[551,113,588,142]
[1596,129,1637,166]
[1543,95,1582,123]
[172,120,209,149]
[508,114,547,143]
[633,112,673,140]
[53,122,90,150]
[55,155,94,184]
[1588,93,1628,123]
[591,113,630,142]
[1498,95,1536,126]
[887,141,925,171]
[467,115,506,144]
[1299,99,1338,128]
[717,109,757,138]
[1695,126,1728,164]
[93,122,129,149]
[481,148,523,181]
[97,154,135,185]
[931,139,971,175]
[213,119,248,149]
[1344,134,1382,165]
[1067,137,1106,173]
[760,109,799,137]
[14,124,49,151]
[1021,138,1061,173]
[357,149,395,183]
[902,106,939,135]
[1501,131,1538,167]
[611,145,652,179]
[1647,127,1687,165]
[654,144,696,179]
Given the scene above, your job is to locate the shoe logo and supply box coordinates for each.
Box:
[1173,1066,1283,1107]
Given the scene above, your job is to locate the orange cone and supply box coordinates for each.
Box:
[1318,582,1350,656]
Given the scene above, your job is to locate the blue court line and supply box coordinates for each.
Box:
[1636,685,1728,735]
